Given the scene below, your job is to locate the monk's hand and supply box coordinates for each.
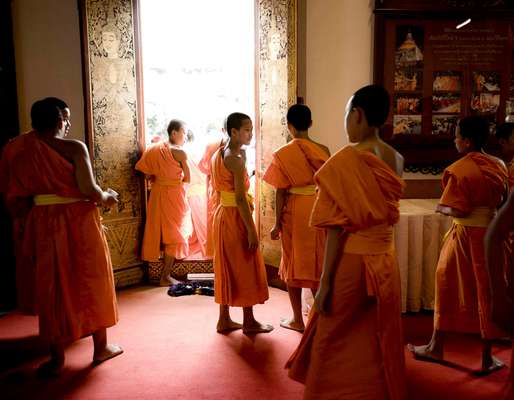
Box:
[247,228,259,252]
[314,282,331,314]
[102,189,119,209]
[270,224,281,240]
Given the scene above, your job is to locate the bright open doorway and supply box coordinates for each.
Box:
[139,0,256,260]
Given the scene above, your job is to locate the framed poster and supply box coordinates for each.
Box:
[374,0,514,172]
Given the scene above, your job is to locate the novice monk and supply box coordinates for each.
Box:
[135,119,192,285]
[496,122,514,189]
[7,98,121,376]
[485,189,514,399]
[409,116,508,375]
[0,97,70,315]
[263,104,329,332]
[212,112,272,334]
[198,128,227,257]
[286,85,406,400]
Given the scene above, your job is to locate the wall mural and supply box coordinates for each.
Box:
[258,0,297,267]
[82,0,143,287]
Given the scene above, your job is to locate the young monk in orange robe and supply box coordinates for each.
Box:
[212,112,272,333]
[198,134,226,257]
[262,104,329,332]
[409,116,508,375]
[135,119,192,285]
[186,158,208,257]
[286,85,406,400]
[0,98,71,315]
[7,98,121,376]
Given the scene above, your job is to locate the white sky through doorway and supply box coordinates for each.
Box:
[139,0,256,169]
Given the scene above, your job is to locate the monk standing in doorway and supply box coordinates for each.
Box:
[7,98,122,376]
[198,125,227,258]
[135,119,192,285]
[263,104,329,332]
[211,112,272,334]
[409,116,508,375]
[286,85,406,400]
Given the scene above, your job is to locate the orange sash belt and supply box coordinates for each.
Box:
[344,224,394,255]
[154,177,182,186]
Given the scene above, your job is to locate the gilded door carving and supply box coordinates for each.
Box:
[81,0,143,286]
[257,0,297,267]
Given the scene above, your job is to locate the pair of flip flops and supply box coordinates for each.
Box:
[167,281,214,297]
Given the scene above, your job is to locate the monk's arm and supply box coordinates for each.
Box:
[173,149,191,183]
[226,155,258,251]
[315,227,347,314]
[72,141,117,207]
[271,188,287,239]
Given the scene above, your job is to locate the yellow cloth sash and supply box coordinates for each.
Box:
[154,177,182,186]
[33,194,86,206]
[344,224,394,255]
[220,191,254,207]
[288,185,316,195]
[452,207,496,228]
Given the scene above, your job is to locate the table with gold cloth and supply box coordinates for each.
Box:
[395,199,451,313]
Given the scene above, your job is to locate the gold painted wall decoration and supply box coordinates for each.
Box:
[81,0,144,287]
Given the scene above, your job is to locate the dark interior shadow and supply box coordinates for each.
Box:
[0,335,47,374]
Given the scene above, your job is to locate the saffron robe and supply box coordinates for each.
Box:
[0,132,37,315]
[211,149,269,307]
[8,133,118,341]
[135,142,192,261]
[262,138,328,288]
[198,139,224,257]
[434,152,508,338]
[186,159,208,258]
[286,145,406,400]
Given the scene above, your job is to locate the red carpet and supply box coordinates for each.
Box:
[0,286,511,399]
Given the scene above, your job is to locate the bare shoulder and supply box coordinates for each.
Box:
[223,150,245,172]
[487,153,507,170]
[379,141,404,176]
[171,148,187,161]
[56,138,89,158]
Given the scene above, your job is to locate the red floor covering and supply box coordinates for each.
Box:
[0,286,511,399]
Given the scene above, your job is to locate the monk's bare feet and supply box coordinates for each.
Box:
[36,358,63,378]
[243,321,274,334]
[216,319,243,333]
[407,343,444,363]
[93,343,123,365]
[475,356,505,376]
[280,317,304,332]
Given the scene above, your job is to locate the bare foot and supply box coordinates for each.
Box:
[280,317,304,332]
[36,359,63,378]
[475,356,505,376]
[216,319,243,333]
[243,321,274,334]
[93,343,123,365]
[407,343,444,363]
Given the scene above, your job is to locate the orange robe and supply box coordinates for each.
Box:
[8,132,117,341]
[211,149,269,307]
[262,139,328,288]
[198,139,224,257]
[0,132,37,315]
[286,146,406,400]
[186,159,208,258]
[135,142,192,261]
[434,152,507,338]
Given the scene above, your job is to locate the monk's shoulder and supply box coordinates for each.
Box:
[223,150,244,171]
[171,148,187,161]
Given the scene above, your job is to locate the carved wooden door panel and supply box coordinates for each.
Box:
[256,0,297,267]
[80,0,144,287]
